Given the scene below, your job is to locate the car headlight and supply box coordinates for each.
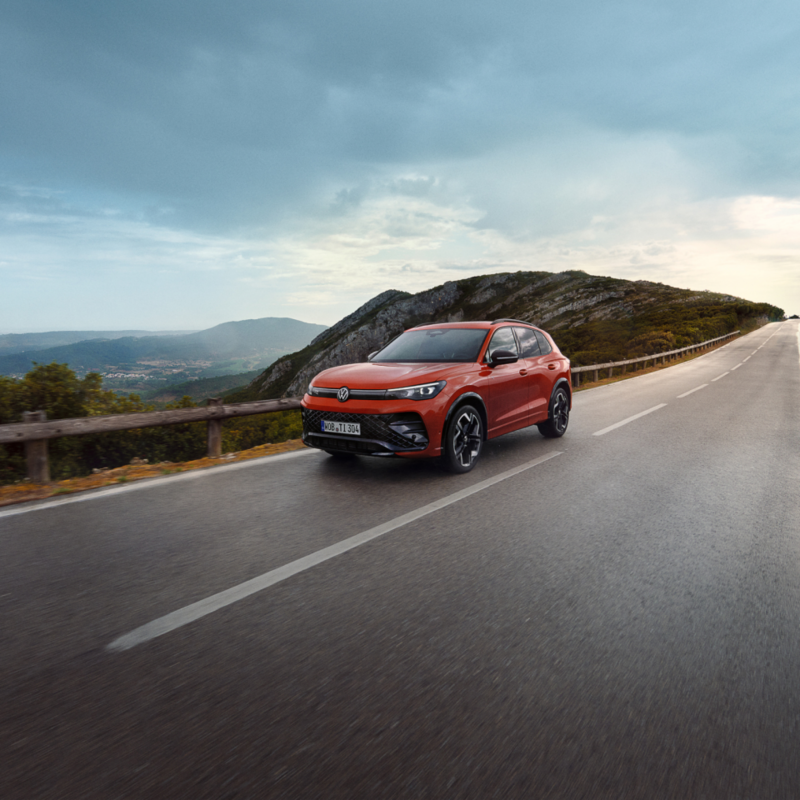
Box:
[385,381,446,401]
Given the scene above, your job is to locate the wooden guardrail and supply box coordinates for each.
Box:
[570,331,739,387]
[1,397,303,484]
[0,329,741,484]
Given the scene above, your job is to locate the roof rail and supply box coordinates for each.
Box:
[491,318,534,326]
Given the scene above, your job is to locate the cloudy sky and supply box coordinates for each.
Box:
[2,0,798,332]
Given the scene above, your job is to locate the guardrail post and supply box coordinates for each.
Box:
[22,410,50,484]
[207,398,223,458]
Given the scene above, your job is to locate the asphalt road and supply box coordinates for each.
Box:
[2,321,799,799]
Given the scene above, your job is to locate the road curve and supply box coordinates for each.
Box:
[1,321,799,798]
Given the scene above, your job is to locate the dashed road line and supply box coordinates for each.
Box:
[731,364,741,371]
[592,404,667,437]
[107,451,563,652]
[712,372,729,382]
[677,384,708,399]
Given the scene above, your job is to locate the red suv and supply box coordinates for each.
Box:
[301,319,571,472]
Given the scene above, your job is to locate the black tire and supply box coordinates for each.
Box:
[442,404,483,473]
[537,385,570,438]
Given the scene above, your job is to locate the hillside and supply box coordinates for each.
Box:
[0,317,327,387]
[141,369,264,404]
[230,271,783,401]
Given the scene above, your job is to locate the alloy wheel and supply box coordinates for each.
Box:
[452,408,482,469]
[552,389,569,434]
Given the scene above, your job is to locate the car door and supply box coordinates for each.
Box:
[485,326,528,435]
[512,326,549,420]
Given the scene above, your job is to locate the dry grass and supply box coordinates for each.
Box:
[0,439,307,508]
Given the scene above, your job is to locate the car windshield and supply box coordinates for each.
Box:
[373,328,489,362]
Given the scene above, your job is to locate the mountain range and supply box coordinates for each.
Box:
[0,329,195,355]
[0,318,328,388]
[229,270,784,402]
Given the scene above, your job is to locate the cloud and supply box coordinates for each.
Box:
[6,0,797,223]
[2,0,800,329]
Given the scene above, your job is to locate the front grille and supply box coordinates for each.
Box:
[302,409,428,453]
[308,387,388,400]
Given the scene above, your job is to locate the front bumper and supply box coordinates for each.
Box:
[301,407,430,456]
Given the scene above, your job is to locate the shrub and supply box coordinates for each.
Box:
[0,366,301,484]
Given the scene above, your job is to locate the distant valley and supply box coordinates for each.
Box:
[139,369,267,404]
[0,317,327,396]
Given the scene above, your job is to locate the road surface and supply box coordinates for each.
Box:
[1,321,799,798]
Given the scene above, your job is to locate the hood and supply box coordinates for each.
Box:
[311,361,468,390]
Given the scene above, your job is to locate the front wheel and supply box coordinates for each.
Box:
[442,404,483,473]
[537,386,570,438]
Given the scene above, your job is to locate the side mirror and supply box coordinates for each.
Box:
[489,349,518,366]
[367,351,378,362]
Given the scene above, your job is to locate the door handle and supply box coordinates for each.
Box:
[548,364,556,370]
[519,369,528,376]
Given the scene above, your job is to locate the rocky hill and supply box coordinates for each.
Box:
[230,270,784,401]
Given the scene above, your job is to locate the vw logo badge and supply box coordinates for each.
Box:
[337,386,350,403]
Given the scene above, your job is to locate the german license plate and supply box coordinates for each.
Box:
[322,420,360,435]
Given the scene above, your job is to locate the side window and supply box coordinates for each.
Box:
[514,327,541,358]
[486,327,518,359]
[534,330,553,355]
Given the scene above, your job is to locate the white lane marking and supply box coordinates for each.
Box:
[677,384,708,399]
[107,451,563,652]
[743,356,751,362]
[592,404,667,437]
[0,449,320,520]
[731,364,741,371]
[711,372,729,382]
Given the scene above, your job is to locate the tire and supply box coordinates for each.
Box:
[537,385,570,438]
[442,404,483,473]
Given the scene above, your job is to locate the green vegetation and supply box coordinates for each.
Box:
[141,368,263,404]
[0,363,302,485]
[554,300,780,366]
